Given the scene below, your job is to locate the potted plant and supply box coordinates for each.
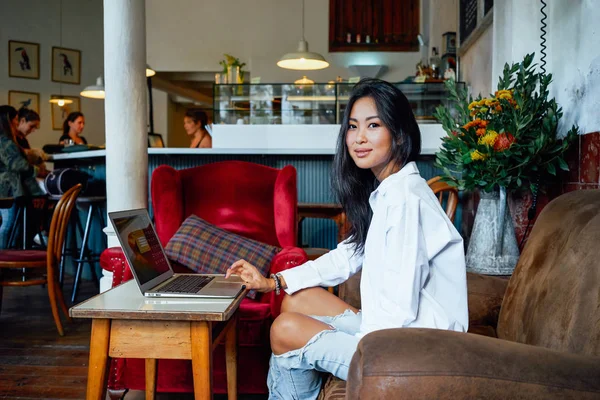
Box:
[434,53,578,274]
[219,53,247,84]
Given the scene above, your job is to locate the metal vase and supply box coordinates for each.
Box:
[466,186,520,275]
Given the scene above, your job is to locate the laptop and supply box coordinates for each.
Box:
[109,209,245,298]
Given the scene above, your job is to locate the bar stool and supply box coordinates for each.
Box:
[6,196,48,250]
[51,195,106,303]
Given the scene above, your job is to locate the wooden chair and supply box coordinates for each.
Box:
[0,184,82,336]
[427,176,459,222]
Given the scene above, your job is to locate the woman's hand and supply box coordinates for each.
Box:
[226,259,275,292]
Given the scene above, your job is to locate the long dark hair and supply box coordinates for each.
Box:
[62,111,84,135]
[332,78,421,255]
[18,107,40,122]
[0,105,18,138]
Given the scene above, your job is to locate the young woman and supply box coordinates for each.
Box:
[183,110,212,148]
[59,112,87,145]
[15,107,40,150]
[0,105,44,248]
[225,78,468,399]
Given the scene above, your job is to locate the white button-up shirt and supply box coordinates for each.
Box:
[280,162,468,337]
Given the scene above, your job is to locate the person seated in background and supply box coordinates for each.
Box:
[184,109,212,148]
[0,105,44,249]
[59,111,87,145]
[16,108,48,178]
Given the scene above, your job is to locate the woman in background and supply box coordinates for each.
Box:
[183,110,212,148]
[0,105,44,248]
[59,112,87,145]
[16,108,47,178]
[15,107,39,150]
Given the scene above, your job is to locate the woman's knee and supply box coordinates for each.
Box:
[270,312,301,354]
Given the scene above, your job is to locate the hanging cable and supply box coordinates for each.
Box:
[520,0,548,250]
[539,0,548,74]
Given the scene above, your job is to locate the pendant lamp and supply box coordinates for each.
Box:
[277,0,329,70]
[49,0,73,107]
[80,76,105,99]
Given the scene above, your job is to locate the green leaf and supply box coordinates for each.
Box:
[558,157,569,171]
[547,163,556,175]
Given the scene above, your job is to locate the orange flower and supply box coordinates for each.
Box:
[476,128,487,136]
[494,132,516,151]
[463,119,482,130]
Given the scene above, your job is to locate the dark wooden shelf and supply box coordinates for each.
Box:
[329,0,420,53]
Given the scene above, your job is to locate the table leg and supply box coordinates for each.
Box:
[87,319,111,400]
[145,358,157,400]
[191,321,212,400]
[225,316,238,400]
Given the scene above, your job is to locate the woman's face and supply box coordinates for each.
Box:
[18,118,40,136]
[68,116,85,135]
[183,116,201,136]
[346,96,397,181]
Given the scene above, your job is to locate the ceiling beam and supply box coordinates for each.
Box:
[151,76,212,105]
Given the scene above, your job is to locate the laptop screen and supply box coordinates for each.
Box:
[111,211,171,285]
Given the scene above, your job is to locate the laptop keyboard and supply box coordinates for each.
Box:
[159,275,214,294]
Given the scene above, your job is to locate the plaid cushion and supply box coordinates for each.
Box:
[164,215,281,299]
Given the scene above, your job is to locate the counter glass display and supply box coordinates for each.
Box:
[213,82,465,125]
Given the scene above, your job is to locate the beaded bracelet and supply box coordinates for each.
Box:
[270,273,281,295]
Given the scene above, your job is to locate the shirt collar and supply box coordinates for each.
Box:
[369,162,419,208]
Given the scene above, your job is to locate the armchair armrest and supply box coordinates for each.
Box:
[347,328,600,400]
[466,272,509,336]
[99,247,132,287]
[268,246,308,317]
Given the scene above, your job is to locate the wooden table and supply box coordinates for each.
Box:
[70,280,245,400]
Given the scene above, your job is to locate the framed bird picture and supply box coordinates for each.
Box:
[51,46,81,85]
[8,91,40,113]
[8,40,40,79]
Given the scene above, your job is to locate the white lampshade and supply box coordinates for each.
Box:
[80,76,105,99]
[278,40,329,70]
[277,0,329,71]
[146,64,156,77]
[49,96,73,106]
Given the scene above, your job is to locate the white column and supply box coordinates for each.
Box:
[101,0,148,292]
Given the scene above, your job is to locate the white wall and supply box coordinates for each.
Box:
[429,0,458,57]
[493,0,600,135]
[0,0,105,148]
[145,0,429,83]
[460,25,493,98]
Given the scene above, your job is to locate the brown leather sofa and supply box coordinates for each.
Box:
[320,189,600,399]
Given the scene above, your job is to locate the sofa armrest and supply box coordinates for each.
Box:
[466,272,508,335]
[347,328,600,400]
[267,246,308,317]
[99,247,132,287]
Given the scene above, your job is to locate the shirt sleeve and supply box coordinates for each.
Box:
[279,237,364,294]
[379,194,430,327]
[378,194,461,329]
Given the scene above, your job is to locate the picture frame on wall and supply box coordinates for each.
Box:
[8,90,40,113]
[8,40,40,79]
[50,95,81,130]
[51,46,81,84]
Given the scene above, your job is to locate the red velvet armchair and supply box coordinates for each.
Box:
[100,161,308,397]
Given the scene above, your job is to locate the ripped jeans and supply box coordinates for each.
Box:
[267,309,362,400]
